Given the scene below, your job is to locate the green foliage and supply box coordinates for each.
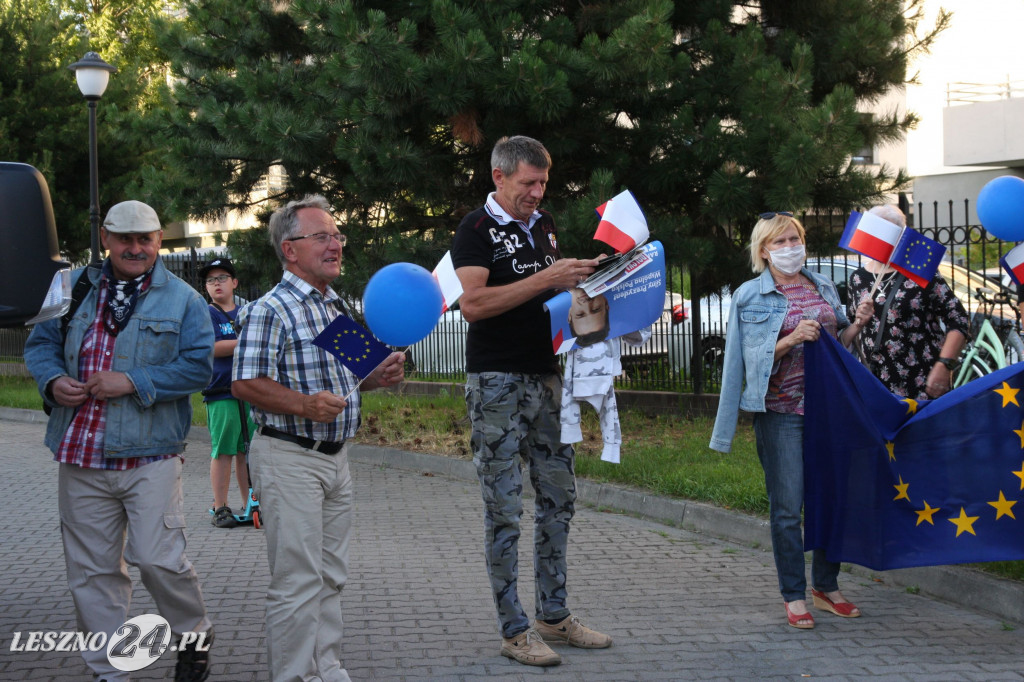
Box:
[223,211,282,299]
[0,0,178,261]
[145,0,948,297]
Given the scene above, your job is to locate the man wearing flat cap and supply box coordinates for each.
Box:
[25,200,217,682]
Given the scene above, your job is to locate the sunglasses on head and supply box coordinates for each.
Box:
[759,211,794,219]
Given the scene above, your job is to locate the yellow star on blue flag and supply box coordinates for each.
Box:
[803,333,1024,570]
[890,226,946,288]
[312,314,392,379]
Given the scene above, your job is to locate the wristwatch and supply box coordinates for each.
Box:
[936,357,959,372]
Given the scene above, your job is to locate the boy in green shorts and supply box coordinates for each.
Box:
[200,258,256,528]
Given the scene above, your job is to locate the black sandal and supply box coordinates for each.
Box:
[212,506,237,528]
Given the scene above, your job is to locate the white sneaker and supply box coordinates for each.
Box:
[534,615,612,649]
[500,628,561,666]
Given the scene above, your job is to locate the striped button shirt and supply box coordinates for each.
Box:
[233,270,361,443]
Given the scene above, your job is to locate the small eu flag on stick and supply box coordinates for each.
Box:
[313,314,393,380]
[889,226,946,288]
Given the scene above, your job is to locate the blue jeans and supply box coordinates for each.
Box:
[753,410,840,602]
[466,372,577,638]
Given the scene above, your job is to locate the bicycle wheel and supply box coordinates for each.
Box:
[954,349,994,388]
[964,356,994,385]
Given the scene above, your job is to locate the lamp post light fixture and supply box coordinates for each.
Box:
[68,52,117,265]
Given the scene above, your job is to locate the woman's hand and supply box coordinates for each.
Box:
[925,362,952,399]
[840,296,874,348]
[852,299,874,328]
[789,318,821,345]
[777,319,821,360]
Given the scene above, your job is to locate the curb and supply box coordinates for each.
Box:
[3,405,1021,626]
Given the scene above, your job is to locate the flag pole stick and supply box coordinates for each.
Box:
[865,226,907,302]
[340,347,408,401]
[342,377,367,401]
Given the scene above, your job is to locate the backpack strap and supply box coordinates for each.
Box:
[871,273,906,351]
[210,301,242,334]
[60,264,100,339]
[45,264,99,416]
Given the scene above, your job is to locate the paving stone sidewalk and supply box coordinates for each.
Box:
[1,412,1022,681]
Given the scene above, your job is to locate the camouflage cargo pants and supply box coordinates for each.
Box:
[465,372,577,639]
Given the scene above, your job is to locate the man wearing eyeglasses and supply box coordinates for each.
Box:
[232,194,405,682]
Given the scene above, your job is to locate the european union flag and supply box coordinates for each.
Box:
[313,314,392,379]
[804,333,1024,570]
[889,226,945,288]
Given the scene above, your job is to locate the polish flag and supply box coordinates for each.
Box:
[838,211,903,263]
[551,328,577,355]
[594,190,649,254]
[1000,242,1024,286]
[432,251,463,313]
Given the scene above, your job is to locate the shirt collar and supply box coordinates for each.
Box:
[281,270,341,304]
[485,193,541,230]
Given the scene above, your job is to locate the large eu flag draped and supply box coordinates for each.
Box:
[312,313,392,380]
[804,333,1024,570]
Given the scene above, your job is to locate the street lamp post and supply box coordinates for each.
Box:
[68,52,117,265]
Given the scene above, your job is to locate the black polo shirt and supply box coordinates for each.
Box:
[451,203,562,375]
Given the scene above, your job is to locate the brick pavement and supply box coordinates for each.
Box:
[1,412,1022,681]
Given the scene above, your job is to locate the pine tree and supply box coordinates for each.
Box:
[144,0,948,297]
[0,0,176,260]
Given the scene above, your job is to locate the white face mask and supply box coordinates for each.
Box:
[766,244,805,275]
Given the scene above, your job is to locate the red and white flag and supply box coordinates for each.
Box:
[432,251,463,313]
[838,211,903,263]
[1001,242,1024,286]
[594,190,649,254]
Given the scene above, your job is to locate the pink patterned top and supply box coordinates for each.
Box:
[765,281,838,415]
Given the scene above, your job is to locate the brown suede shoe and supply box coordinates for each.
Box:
[533,615,613,649]
[500,628,561,666]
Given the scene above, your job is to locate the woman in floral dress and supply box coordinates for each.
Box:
[847,205,970,401]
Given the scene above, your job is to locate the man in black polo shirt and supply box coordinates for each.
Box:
[451,135,611,667]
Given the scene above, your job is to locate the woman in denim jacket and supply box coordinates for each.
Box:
[710,212,873,630]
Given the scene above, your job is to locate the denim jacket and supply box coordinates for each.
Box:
[24,259,214,458]
[709,268,849,453]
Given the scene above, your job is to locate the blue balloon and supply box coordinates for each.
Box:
[363,262,443,346]
[977,175,1024,241]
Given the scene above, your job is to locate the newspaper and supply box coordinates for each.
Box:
[579,244,653,297]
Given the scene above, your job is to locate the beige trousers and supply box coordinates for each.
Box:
[249,435,353,682]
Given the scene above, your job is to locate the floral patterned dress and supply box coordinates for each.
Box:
[847,267,970,400]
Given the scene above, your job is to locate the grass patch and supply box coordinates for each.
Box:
[572,408,766,515]
[0,375,44,410]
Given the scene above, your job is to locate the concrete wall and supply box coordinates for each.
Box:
[913,167,1024,228]
[944,98,1024,167]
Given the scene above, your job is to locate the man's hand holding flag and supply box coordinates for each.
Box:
[313,313,394,381]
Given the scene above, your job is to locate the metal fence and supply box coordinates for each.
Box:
[1,199,1016,394]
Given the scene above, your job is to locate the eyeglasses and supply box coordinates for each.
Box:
[287,232,347,246]
[205,275,232,285]
[759,211,794,220]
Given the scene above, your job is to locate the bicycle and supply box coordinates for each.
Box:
[953,288,1024,388]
